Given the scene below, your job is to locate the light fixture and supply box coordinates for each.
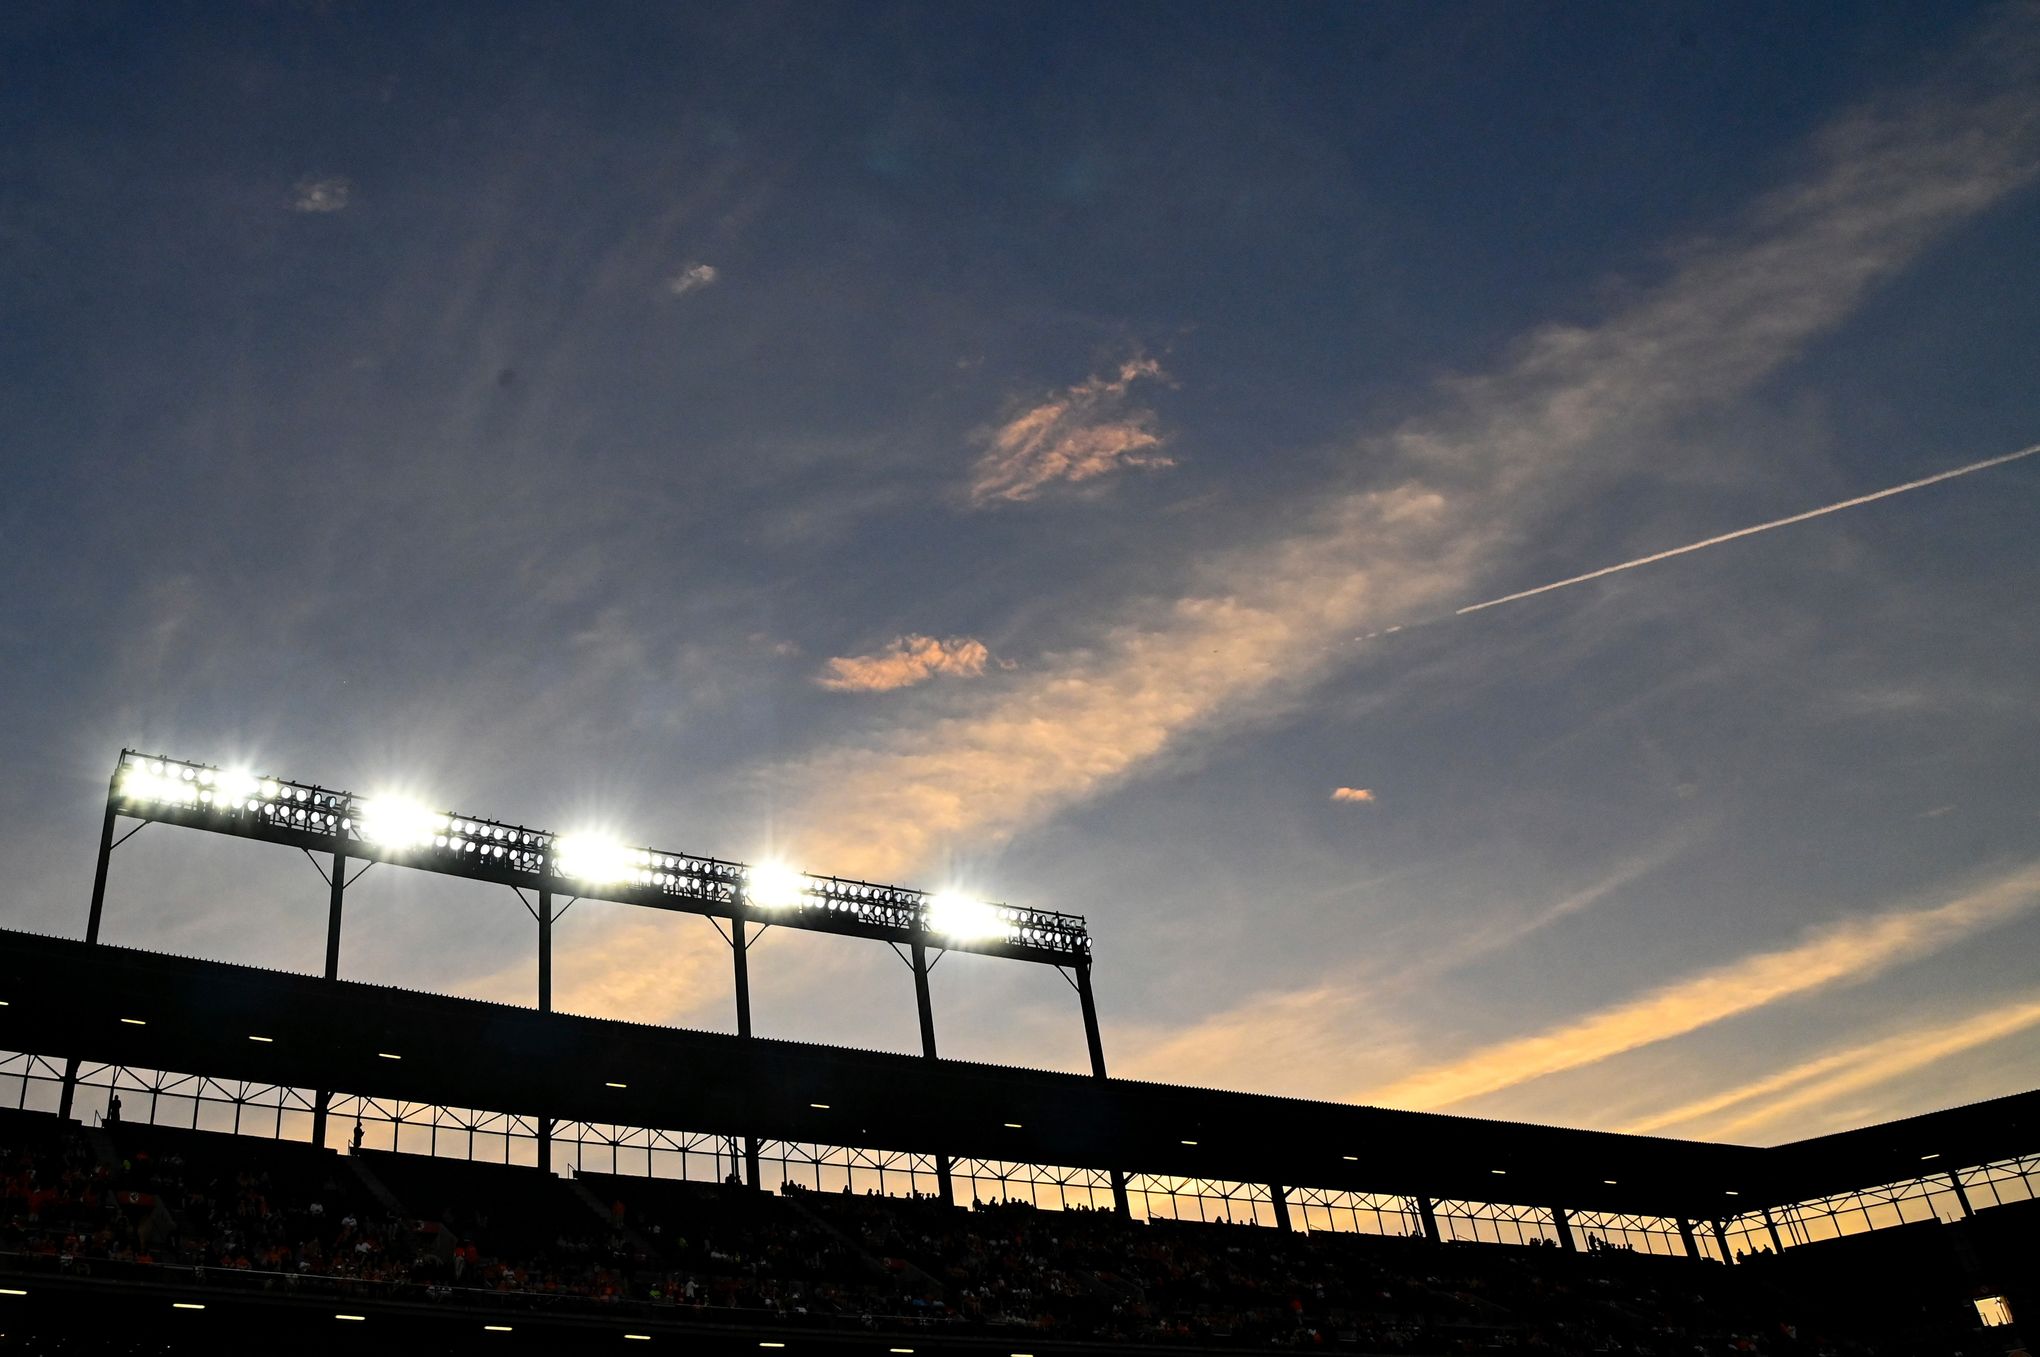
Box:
[606,1081,628,1089]
[1604,1179,1618,1185]
[1180,1139,1198,1146]
[555,833,642,886]
[1491,1169,1507,1175]
[215,768,261,804]
[1724,1190,1740,1197]
[926,892,1007,941]
[335,1314,365,1321]
[120,1017,146,1026]
[1004,1122,1023,1129]
[173,1302,206,1310]
[810,1102,831,1110]
[1920,1152,1941,1161]
[356,796,447,849]
[485,1325,513,1332]
[120,763,198,806]
[378,1052,402,1060]
[0,1288,26,1296]
[1341,1155,1358,1161]
[745,861,804,910]
[249,1035,274,1043]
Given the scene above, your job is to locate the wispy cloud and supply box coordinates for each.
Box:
[291,175,351,213]
[761,23,2040,883]
[1330,786,1375,803]
[968,357,1173,505]
[667,262,719,296]
[1623,992,2040,1141]
[1368,862,2040,1111]
[816,634,994,693]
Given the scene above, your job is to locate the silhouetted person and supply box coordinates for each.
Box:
[105,1092,121,1126]
[350,1119,365,1154]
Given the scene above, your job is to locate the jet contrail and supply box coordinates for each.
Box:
[1455,442,2040,617]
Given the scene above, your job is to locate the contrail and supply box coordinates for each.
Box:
[1455,442,2040,617]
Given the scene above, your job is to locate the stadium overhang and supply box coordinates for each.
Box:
[7,929,2018,1223]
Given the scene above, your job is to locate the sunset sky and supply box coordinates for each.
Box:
[3,1,2037,1148]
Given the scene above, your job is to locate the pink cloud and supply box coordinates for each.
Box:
[968,357,1174,505]
[1331,786,1376,804]
[817,634,994,693]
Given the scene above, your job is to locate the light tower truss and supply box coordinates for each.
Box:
[81,748,1121,1209]
[102,750,1090,965]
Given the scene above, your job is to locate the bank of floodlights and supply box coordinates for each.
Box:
[107,751,1089,962]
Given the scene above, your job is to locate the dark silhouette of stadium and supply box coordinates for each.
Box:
[0,752,2032,1352]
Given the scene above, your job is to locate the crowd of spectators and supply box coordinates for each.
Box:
[0,1107,1940,1352]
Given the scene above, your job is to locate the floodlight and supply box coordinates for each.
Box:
[356,796,446,849]
[213,767,259,799]
[119,763,196,806]
[745,861,804,910]
[554,833,641,886]
[927,893,1007,942]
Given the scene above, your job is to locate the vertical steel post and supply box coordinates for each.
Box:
[1713,1219,1733,1263]
[1416,1195,1440,1242]
[536,852,553,1173]
[1074,960,1130,1216]
[911,937,955,1206]
[1270,1184,1293,1233]
[1761,1206,1785,1254]
[1948,1169,1975,1218]
[1551,1205,1576,1251]
[731,913,761,1190]
[1678,1217,1700,1259]
[60,785,120,1121]
[311,831,348,1150]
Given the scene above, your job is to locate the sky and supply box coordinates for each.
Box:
[2,1,2037,1151]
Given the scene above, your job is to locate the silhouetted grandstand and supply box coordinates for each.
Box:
[3,928,2037,1353]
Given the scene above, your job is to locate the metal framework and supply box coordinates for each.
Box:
[71,749,1122,1211]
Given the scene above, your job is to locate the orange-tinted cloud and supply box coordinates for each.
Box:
[1331,786,1376,803]
[1620,991,2040,1140]
[968,357,1173,505]
[816,634,993,693]
[1367,862,2040,1111]
[763,43,2040,885]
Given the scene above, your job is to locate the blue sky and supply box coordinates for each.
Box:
[3,1,2037,1147]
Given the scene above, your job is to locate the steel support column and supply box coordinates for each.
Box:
[537,879,553,1173]
[1416,1195,1440,1242]
[731,915,761,1191]
[1551,1205,1576,1252]
[1762,1206,1785,1254]
[60,792,121,1121]
[1074,959,1130,1217]
[1270,1184,1293,1233]
[1948,1169,1975,1218]
[311,838,348,1151]
[1678,1217,1700,1259]
[910,937,955,1206]
[1713,1219,1733,1263]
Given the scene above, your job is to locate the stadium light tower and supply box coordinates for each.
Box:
[73,749,1121,1205]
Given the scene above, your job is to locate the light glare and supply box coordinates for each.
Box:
[927,893,1006,941]
[356,796,447,849]
[555,833,640,885]
[746,861,804,910]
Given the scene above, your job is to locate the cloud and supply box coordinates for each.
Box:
[816,634,994,693]
[667,262,719,296]
[1622,992,2040,1141]
[1330,786,1375,803]
[759,23,2040,883]
[291,175,352,213]
[1367,861,2040,1111]
[968,357,1173,505]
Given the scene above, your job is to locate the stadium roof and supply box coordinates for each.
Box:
[1,928,2029,1222]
